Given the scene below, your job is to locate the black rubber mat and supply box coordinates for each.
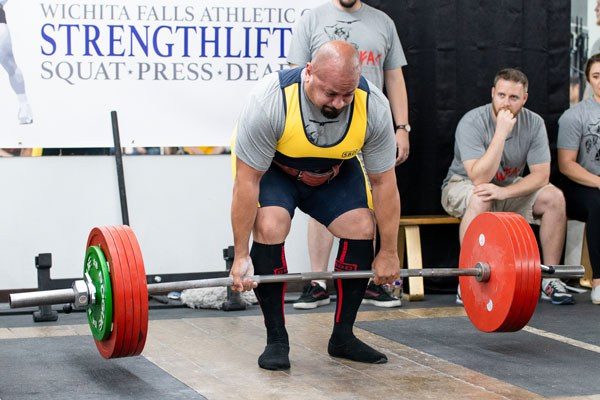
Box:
[0,335,205,400]
[357,298,600,398]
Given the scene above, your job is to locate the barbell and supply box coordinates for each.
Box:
[9,212,584,359]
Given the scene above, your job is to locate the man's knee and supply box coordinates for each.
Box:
[329,209,374,240]
[254,207,291,243]
[536,186,566,215]
[466,194,492,215]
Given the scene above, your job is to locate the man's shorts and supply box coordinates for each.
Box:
[259,157,372,227]
[441,175,555,224]
[0,6,6,24]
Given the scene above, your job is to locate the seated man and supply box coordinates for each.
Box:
[230,41,401,370]
[441,68,572,305]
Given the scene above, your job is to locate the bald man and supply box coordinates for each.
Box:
[230,41,400,370]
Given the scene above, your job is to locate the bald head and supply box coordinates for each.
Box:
[304,41,362,119]
[311,40,361,81]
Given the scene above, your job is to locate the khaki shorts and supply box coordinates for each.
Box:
[441,175,554,225]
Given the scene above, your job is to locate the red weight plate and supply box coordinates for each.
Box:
[489,214,522,332]
[113,226,148,357]
[87,227,127,359]
[120,225,149,356]
[510,214,539,330]
[108,226,141,358]
[105,227,135,358]
[497,213,529,331]
[460,212,521,332]
[509,214,541,327]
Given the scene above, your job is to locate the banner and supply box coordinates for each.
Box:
[0,0,321,147]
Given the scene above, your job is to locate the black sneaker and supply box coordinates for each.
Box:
[361,283,401,308]
[541,279,575,305]
[293,283,330,309]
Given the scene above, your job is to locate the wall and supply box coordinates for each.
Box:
[0,155,320,290]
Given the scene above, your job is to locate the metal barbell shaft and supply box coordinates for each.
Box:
[146,264,489,295]
[9,263,585,309]
[8,265,488,308]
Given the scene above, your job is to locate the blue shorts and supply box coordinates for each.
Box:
[258,157,372,227]
[0,6,6,24]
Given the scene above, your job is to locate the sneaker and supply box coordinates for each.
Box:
[591,286,600,305]
[293,283,330,309]
[456,285,463,305]
[541,279,575,305]
[362,283,401,308]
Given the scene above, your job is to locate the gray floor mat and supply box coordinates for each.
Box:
[0,335,205,400]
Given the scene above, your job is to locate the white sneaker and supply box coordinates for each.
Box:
[456,285,463,305]
[541,279,575,305]
[591,286,600,305]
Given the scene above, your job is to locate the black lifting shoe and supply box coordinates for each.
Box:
[258,343,290,370]
[328,336,387,364]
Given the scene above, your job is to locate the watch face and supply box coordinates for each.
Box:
[397,124,411,132]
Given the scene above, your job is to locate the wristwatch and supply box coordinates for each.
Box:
[395,124,411,133]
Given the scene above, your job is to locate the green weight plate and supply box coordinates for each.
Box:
[84,246,113,341]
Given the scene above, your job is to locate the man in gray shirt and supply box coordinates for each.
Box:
[441,68,572,305]
[230,41,400,370]
[287,0,408,308]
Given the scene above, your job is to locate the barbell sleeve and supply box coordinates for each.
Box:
[10,288,76,309]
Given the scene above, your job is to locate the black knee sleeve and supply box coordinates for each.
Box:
[332,238,373,340]
[251,241,288,344]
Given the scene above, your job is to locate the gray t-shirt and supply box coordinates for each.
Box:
[235,69,396,174]
[557,97,600,176]
[442,104,551,188]
[287,2,406,90]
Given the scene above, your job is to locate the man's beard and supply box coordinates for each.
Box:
[339,0,358,9]
[321,105,343,119]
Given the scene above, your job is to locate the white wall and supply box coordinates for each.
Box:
[0,155,322,290]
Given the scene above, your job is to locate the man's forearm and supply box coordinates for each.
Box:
[231,178,260,259]
[501,172,549,199]
[370,171,400,254]
[384,69,408,127]
[468,134,506,184]
[560,160,600,188]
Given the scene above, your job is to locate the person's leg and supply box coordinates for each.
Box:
[327,209,387,363]
[301,158,386,363]
[563,180,600,302]
[528,185,573,305]
[0,24,32,124]
[293,217,333,309]
[251,206,292,370]
[307,217,334,283]
[459,193,493,243]
[532,185,567,265]
[251,167,297,370]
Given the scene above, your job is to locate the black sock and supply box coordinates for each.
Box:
[251,241,289,345]
[328,238,386,363]
[331,238,373,343]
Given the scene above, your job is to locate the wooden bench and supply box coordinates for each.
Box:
[397,215,461,300]
[579,225,593,288]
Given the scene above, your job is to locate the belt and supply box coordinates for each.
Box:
[273,160,342,187]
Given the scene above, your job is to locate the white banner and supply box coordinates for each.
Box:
[0,0,321,147]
